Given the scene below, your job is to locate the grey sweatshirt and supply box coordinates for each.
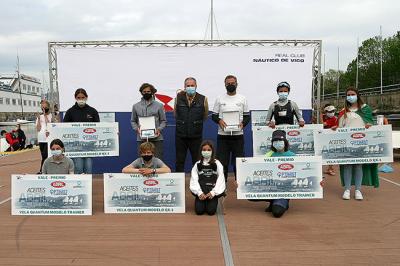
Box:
[131,98,167,141]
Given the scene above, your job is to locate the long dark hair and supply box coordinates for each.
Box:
[198,140,216,163]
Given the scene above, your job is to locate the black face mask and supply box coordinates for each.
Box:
[143,93,153,100]
[142,155,153,162]
[226,84,236,93]
[44,108,50,113]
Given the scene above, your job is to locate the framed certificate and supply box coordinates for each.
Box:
[139,116,156,139]
[222,111,240,131]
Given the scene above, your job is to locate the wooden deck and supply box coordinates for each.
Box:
[1,150,399,265]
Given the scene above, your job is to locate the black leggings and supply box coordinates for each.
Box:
[39,143,48,172]
[195,196,218,215]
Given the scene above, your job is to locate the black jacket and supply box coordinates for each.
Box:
[63,103,100,122]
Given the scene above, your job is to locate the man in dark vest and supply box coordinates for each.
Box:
[174,77,209,172]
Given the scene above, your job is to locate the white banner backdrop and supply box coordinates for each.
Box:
[56,46,314,112]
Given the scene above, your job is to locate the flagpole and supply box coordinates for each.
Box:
[380,25,383,95]
[380,25,383,108]
[17,54,24,119]
[336,47,340,106]
[322,53,326,100]
[356,37,359,89]
[210,0,214,41]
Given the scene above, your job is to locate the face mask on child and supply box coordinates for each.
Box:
[346,95,357,104]
[142,154,153,162]
[51,149,63,156]
[272,140,285,151]
[201,150,212,159]
[278,92,289,101]
[326,112,335,118]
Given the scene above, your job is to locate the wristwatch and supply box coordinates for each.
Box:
[152,168,156,174]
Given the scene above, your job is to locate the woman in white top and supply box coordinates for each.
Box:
[36,100,56,174]
[189,140,226,215]
[334,87,378,200]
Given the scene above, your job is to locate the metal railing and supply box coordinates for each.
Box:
[322,83,400,99]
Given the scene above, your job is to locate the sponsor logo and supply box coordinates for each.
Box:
[288,130,300,136]
[144,179,159,186]
[351,133,365,139]
[51,181,66,188]
[83,128,96,134]
[155,93,174,111]
[278,163,294,171]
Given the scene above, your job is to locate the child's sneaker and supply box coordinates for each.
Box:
[355,190,363,200]
[342,189,350,200]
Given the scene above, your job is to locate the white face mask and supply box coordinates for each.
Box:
[77,99,86,107]
[51,149,63,156]
[201,150,212,159]
[326,112,335,118]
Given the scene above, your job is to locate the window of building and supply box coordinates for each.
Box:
[24,100,27,106]
[23,84,27,91]
[18,99,22,105]
[27,85,31,92]
[0,98,3,104]
[28,100,31,106]
[12,99,16,105]
[6,98,10,105]
[33,101,36,107]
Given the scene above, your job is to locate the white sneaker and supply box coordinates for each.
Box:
[355,190,363,200]
[342,189,350,200]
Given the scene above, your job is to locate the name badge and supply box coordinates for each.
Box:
[278,110,287,117]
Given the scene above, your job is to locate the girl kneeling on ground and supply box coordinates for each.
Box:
[264,130,296,218]
[190,140,226,215]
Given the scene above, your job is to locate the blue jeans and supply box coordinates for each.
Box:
[72,157,93,174]
[343,164,363,190]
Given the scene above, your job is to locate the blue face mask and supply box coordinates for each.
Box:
[272,140,285,151]
[346,95,357,104]
[278,92,289,101]
[186,86,196,96]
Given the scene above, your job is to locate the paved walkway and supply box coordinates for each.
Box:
[0,150,399,265]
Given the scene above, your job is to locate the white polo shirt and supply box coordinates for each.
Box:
[213,93,248,136]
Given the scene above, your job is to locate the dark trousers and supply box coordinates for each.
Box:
[39,142,48,172]
[175,136,202,172]
[137,140,163,160]
[194,196,218,215]
[19,141,25,150]
[216,134,244,182]
[6,143,21,152]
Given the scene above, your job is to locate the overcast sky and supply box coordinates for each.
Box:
[0,0,398,87]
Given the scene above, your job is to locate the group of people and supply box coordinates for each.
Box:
[34,75,379,218]
[1,124,26,152]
